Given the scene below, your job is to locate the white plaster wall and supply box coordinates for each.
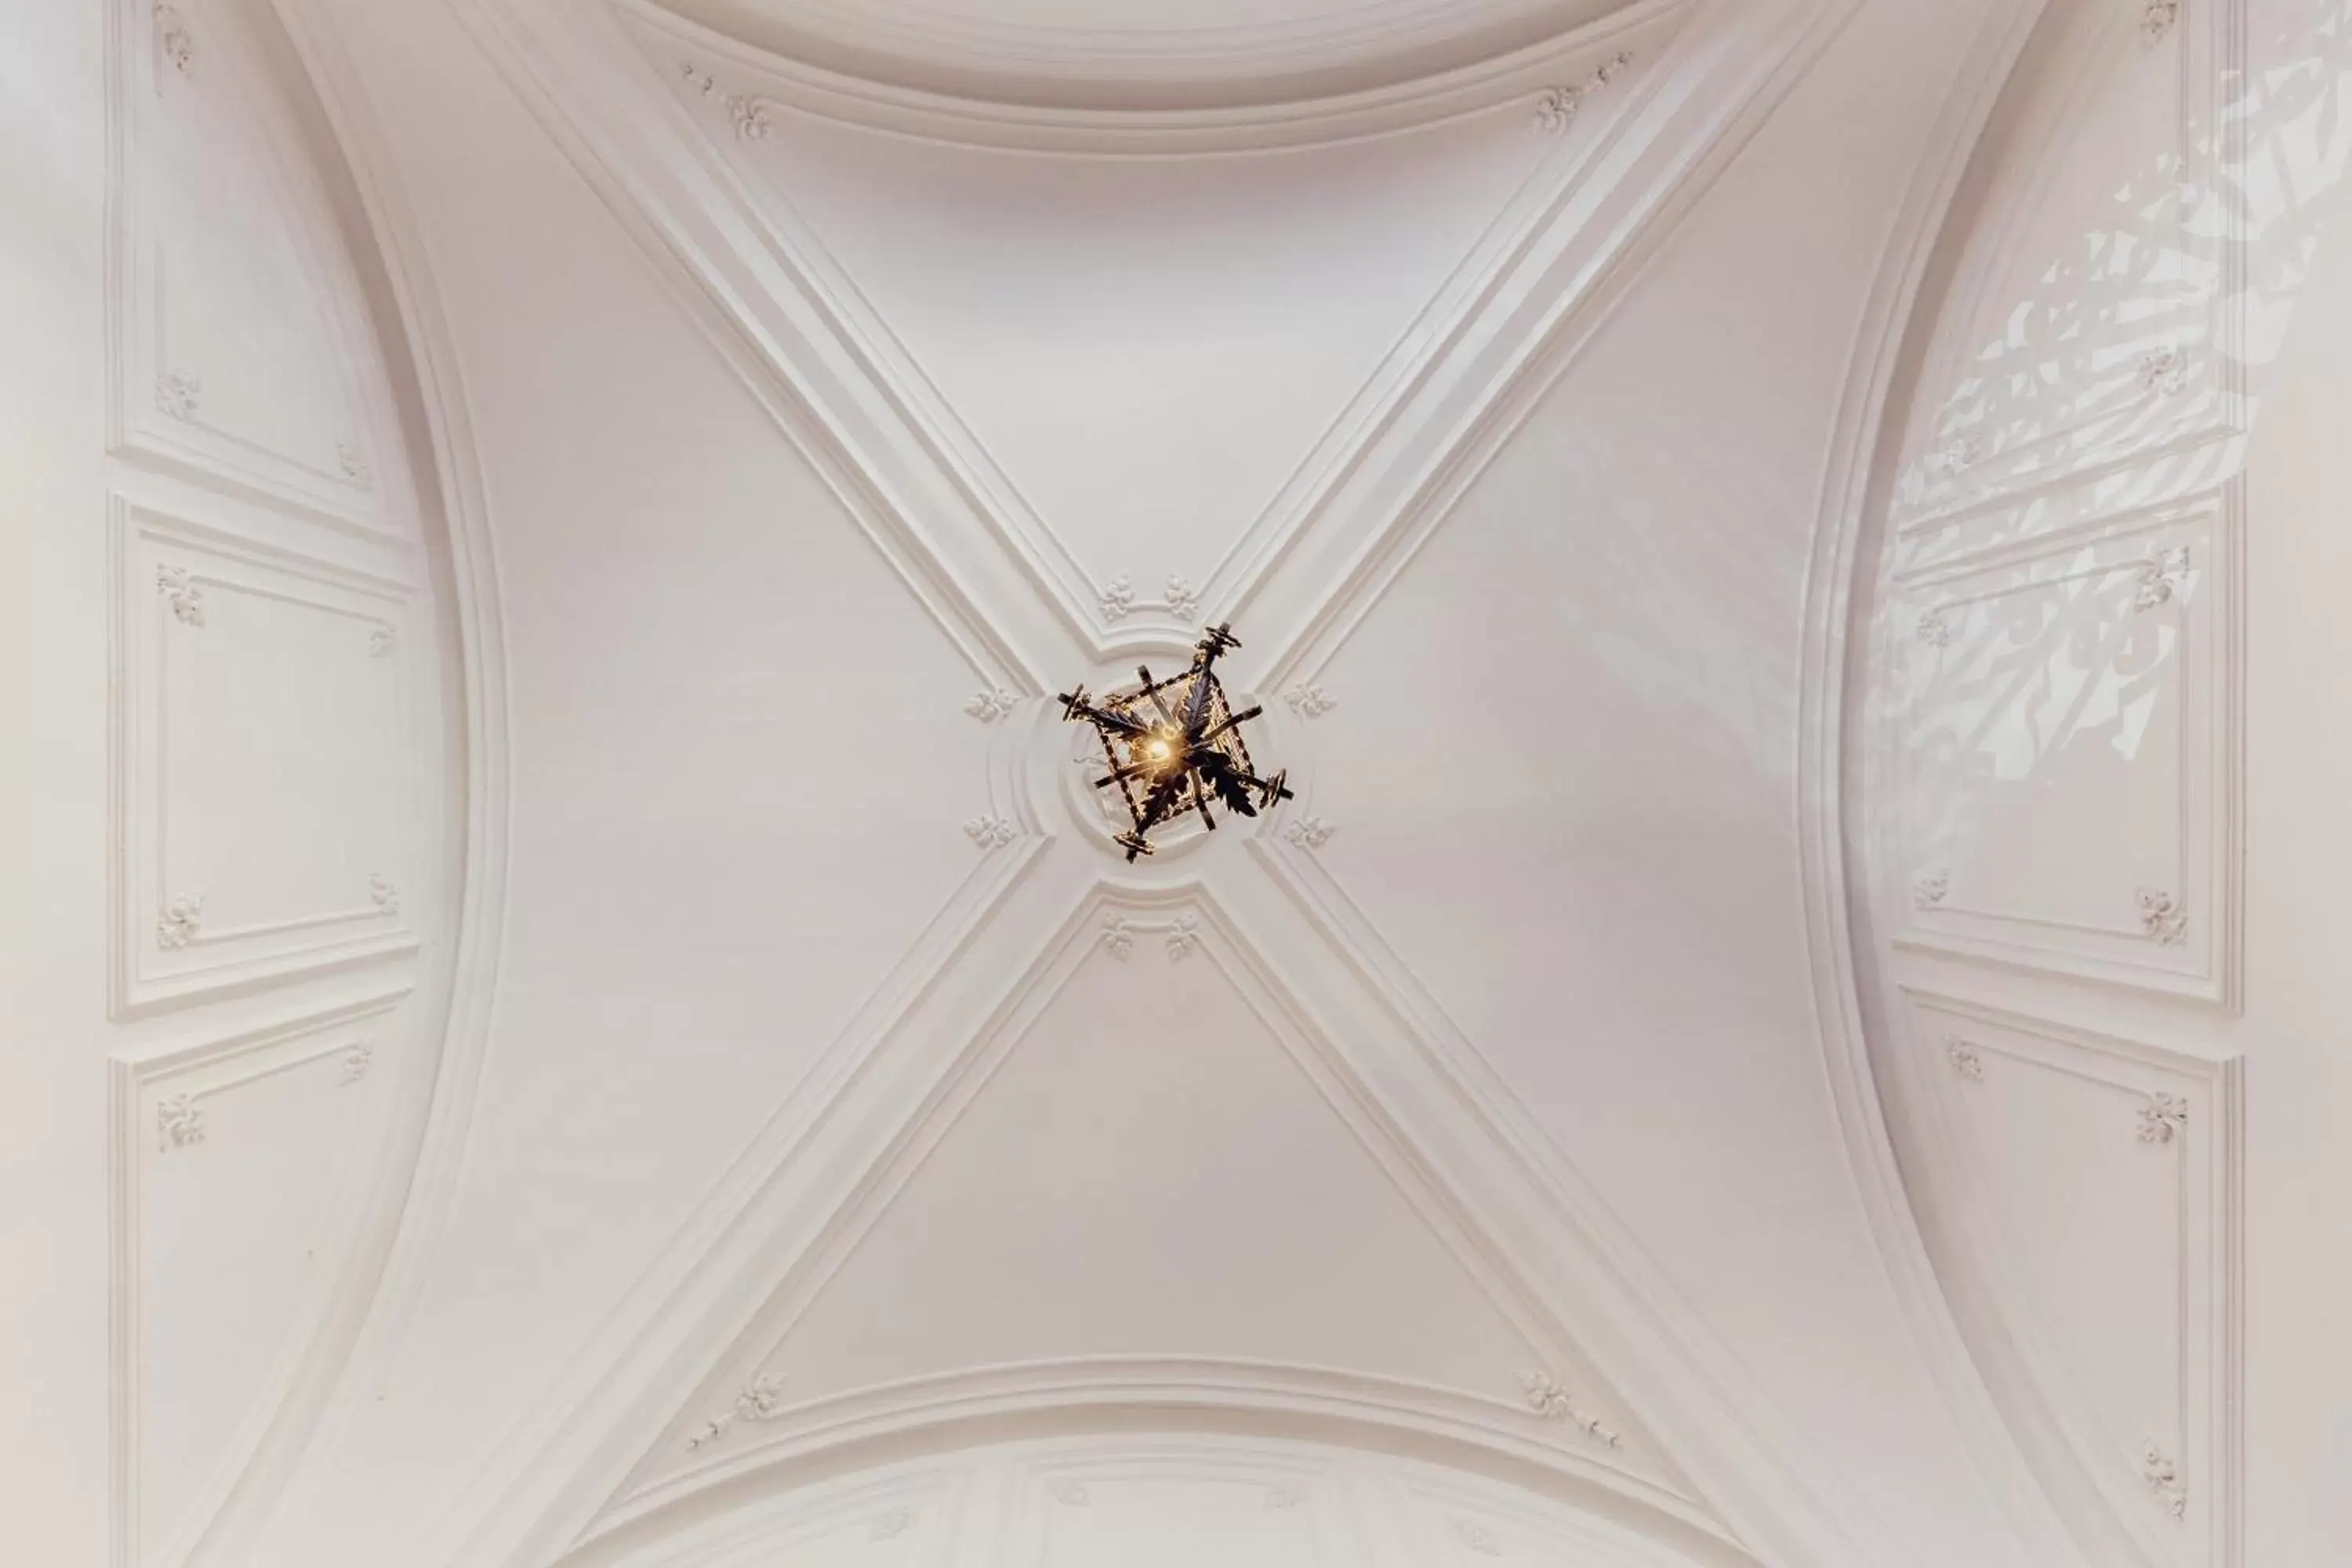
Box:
[1849,2,2352,1563]
[0,1,465,1563]
[2213,107,2352,1563]
[0,5,114,1559]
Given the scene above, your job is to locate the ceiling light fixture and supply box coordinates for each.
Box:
[1058,622,1293,862]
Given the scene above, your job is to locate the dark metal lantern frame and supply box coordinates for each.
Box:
[1057,622,1294,862]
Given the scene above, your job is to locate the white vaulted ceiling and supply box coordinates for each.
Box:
[20,0,2346,1566]
[234,0,2046,1563]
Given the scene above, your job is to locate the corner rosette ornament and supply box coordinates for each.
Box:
[1521,1369,1622,1447]
[684,1374,788,1451]
[1056,622,1293,862]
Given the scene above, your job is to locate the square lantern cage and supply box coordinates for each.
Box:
[1089,665,1260,836]
[1057,623,1294,860]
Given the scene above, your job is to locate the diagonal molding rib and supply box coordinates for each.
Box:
[447,0,1070,695]
[590,873,1732,1551]
[604,0,1692,659]
[1247,0,1867,691]
[443,0,1869,689]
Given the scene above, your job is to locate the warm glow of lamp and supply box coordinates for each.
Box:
[1055,623,1294,862]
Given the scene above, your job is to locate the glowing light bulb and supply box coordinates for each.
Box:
[1149,740,1170,759]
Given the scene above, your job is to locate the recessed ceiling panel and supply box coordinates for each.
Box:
[767,944,1537,1394]
[725,104,1553,624]
[628,920,1670,1502]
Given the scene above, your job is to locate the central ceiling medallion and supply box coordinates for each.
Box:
[1058,623,1292,862]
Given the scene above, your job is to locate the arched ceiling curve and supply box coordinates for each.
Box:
[641,0,1649,110]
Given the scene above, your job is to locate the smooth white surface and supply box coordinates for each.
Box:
[8,0,2351,1566]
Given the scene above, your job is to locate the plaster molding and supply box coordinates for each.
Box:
[111,501,422,1014]
[157,563,206,625]
[1944,1039,1984,1081]
[386,778,1067,1568]
[156,1092,206,1150]
[157,893,205,949]
[558,882,1707,1559]
[1892,991,2244,1568]
[2135,1093,2187,1145]
[1283,815,1337,851]
[1165,912,1202,960]
[1248,0,1870,691]
[1922,433,1983,480]
[675,58,774,140]
[1784,0,2095,1561]
[1093,909,1210,963]
[1236,839,1926,1568]
[1887,486,2243,1007]
[724,87,773,142]
[107,989,410,1568]
[1098,914,1134,960]
[1534,49,1635,132]
[530,0,1846,693]
[1282,684,1338,720]
[2135,887,2187,947]
[155,369,202,419]
[251,13,2124,1568]
[1096,575,1136,622]
[868,1507,914,1539]
[962,815,1019,851]
[1886,0,2249,542]
[2132,545,2189,611]
[962,685,1018,724]
[446,0,1046,699]
[581,1357,1716,1555]
[1163,575,1201,623]
[108,0,413,546]
[2140,1442,2185,1521]
[2134,345,2187,397]
[682,1376,788,1452]
[154,2,192,76]
[341,1044,375,1087]
[1523,1370,1624,1448]
[1846,13,2258,1558]
[586,1435,1726,1568]
[169,8,517,1566]
[618,0,1684,154]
